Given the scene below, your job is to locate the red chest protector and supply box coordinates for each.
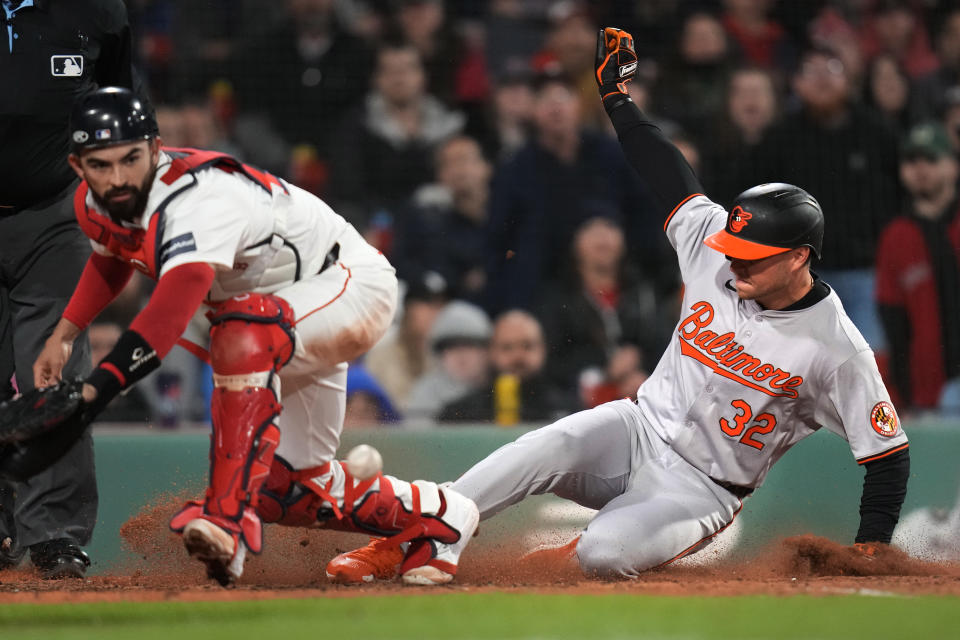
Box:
[73,147,287,279]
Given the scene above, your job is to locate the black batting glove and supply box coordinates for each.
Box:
[595,27,638,114]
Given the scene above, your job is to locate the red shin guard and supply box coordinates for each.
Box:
[348,478,460,546]
[170,388,280,554]
[173,292,295,553]
[258,457,332,527]
[206,387,280,552]
[257,459,461,549]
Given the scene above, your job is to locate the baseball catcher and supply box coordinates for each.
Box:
[7,87,478,587]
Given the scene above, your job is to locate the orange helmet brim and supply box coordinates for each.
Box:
[703,229,792,260]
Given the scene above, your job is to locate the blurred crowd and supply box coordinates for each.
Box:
[97,0,960,426]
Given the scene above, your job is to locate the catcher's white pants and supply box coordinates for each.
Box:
[451,399,743,577]
[181,225,398,469]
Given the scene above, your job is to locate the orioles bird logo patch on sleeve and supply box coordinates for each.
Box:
[870,401,899,437]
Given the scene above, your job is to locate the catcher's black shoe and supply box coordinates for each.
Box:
[0,553,19,571]
[29,539,91,579]
[0,535,24,570]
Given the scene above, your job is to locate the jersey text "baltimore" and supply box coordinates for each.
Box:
[677,301,804,399]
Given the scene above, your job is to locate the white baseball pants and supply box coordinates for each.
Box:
[180,225,398,469]
[451,399,743,577]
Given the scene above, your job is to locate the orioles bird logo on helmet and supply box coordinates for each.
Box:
[728,206,753,233]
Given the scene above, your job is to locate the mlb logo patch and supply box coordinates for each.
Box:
[95,129,112,141]
[50,55,84,77]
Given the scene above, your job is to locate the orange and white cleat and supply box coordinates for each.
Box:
[519,535,581,566]
[325,537,404,584]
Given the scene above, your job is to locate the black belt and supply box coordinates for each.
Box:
[710,477,753,499]
[318,242,340,274]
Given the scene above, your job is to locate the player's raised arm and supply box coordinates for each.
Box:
[596,27,704,215]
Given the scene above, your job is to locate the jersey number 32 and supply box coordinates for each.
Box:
[719,399,776,451]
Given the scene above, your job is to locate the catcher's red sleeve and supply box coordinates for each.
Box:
[62,253,135,330]
[129,262,215,359]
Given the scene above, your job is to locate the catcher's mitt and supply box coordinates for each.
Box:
[0,379,91,481]
[0,379,84,445]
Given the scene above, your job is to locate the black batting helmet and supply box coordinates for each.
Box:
[703,183,824,260]
[69,87,156,153]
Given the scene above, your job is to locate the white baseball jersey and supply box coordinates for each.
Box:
[75,148,398,467]
[78,149,350,301]
[636,194,907,488]
[452,192,908,577]
[451,192,908,577]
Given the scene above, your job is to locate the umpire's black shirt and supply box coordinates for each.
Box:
[0,0,133,210]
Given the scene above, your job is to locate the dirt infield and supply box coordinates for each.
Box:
[2,495,959,604]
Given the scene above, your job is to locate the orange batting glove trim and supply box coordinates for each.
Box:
[595,27,638,102]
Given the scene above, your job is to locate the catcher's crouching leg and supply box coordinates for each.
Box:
[258,451,479,585]
[169,293,295,586]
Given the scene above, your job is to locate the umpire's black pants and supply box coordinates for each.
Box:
[0,180,96,564]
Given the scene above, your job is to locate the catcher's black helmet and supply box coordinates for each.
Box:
[703,183,824,260]
[69,87,156,153]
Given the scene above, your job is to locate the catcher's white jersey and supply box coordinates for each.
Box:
[82,149,350,301]
[75,148,398,467]
[637,194,907,488]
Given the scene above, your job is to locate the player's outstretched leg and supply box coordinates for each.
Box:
[326,401,637,582]
[169,294,295,586]
[258,446,479,585]
[521,438,743,579]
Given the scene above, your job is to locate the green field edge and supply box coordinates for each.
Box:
[1,592,958,640]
